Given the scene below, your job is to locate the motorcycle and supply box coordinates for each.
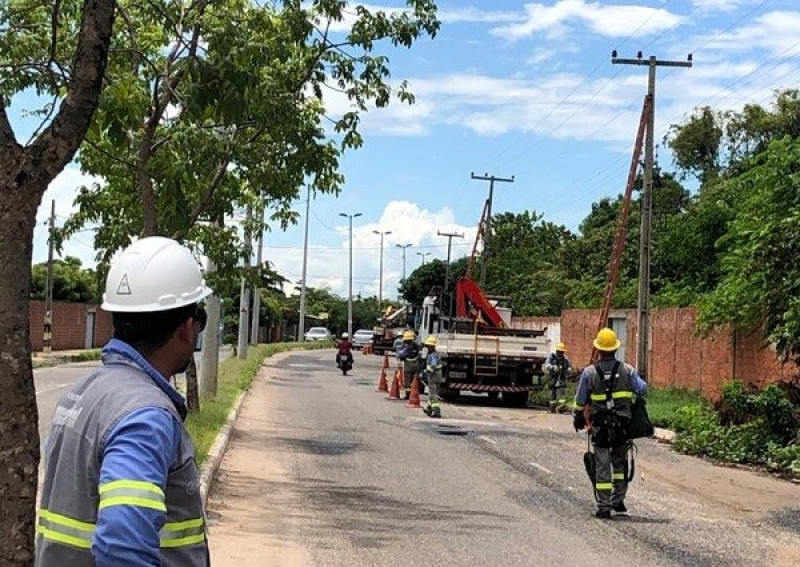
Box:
[336,352,353,375]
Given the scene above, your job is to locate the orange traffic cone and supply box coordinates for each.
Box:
[382,352,389,370]
[376,365,389,392]
[387,368,401,400]
[405,373,422,409]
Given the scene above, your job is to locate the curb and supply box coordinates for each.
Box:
[199,390,248,509]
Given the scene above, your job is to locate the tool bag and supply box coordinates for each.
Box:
[628,396,654,439]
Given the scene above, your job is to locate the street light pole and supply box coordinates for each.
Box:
[340,212,362,338]
[416,251,431,266]
[372,229,392,308]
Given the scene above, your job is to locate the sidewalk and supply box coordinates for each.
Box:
[31,348,101,368]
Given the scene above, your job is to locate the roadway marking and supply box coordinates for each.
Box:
[529,462,553,475]
[478,435,497,445]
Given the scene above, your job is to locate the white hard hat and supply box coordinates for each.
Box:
[342,333,349,339]
[101,237,213,313]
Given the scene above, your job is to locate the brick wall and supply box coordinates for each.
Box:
[556,306,793,399]
[30,301,113,352]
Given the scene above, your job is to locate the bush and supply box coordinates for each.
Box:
[673,380,799,478]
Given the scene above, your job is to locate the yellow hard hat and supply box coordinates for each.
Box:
[556,342,567,352]
[424,335,437,347]
[403,330,416,341]
[593,328,620,352]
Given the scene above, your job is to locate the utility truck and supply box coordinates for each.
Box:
[413,199,550,406]
[416,279,549,406]
[371,305,409,355]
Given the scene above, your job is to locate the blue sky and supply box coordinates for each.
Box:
[23,0,800,300]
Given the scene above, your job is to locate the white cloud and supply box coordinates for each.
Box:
[491,0,682,41]
[269,201,477,299]
[33,167,103,267]
[693,11,800,55]
[526,47,556,65]
[689,0,758,12]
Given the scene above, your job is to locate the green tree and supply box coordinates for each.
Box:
[697,137,800,363]
[484,211,572,316]
[0,0,116,558]
[30,256,100,303]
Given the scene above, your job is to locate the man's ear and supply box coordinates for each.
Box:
[177,317,195,344]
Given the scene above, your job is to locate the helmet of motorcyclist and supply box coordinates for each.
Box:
[102,237,212,312]
[556,342,567,352]
[424,335,437,347]
[403,330,416,341]
[592,328,620,352]
[341,333,349,339]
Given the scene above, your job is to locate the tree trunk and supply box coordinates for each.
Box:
[0,194,41,564]
[0,1,116,560]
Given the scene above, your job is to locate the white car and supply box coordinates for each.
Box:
[352,329,374,350]
[304,327,332,341]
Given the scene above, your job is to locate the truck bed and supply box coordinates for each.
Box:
[435,331,549,360]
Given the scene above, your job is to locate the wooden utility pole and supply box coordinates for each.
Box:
[43,199,56,353]
[612,51,692,378]
[250,203,264,345]
[470,172,514,286]
[237,206,252,359]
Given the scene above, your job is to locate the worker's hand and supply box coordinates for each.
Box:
[572,411,586,432]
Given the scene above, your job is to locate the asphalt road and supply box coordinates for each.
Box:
[35,361,101,450]
[208,350,800,567]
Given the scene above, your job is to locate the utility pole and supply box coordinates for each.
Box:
[250,203,264,345]
[299,186,311,341]
[372,229,392,308]
[416,251,431,266]
[43,199,55,353]
[340,211,362,338]
[395,243,412,295]
[612,51,692,378]
[437,230,464,316]
[237,206,252,359]
[471,172,514,286]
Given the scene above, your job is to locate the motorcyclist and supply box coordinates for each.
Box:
[336,333,354,372]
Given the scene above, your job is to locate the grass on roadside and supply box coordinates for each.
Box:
[186,341,332,464]
[646,387,705,429]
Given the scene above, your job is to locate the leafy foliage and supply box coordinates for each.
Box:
[672,381,799,477]
[29,256,100,303]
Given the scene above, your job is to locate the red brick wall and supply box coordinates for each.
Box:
[29,301,113,351]
[559,307,793,400]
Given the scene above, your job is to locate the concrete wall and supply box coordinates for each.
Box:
[29,301,113,352]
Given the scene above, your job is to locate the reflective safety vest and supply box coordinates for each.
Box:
[35,357,209,566]
[587,359,636,421]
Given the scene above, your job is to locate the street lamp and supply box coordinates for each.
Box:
[340,212,362,338]
[416,251,431,266]
[372,229,392,308]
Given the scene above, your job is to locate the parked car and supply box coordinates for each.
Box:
[304,327,332,341]
[352,329,374,350]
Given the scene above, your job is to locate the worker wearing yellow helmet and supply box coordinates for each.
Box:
[397,329,420,399]
[544,341,574,413]
[573,328,648,520]
[422,335,442,418]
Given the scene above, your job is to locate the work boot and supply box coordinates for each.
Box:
[403,389,410,400]
[612,502,628,516]
[549,405,557,413]
[423,405,432,416]
[594,509,612,519]
[430,407,441,419]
